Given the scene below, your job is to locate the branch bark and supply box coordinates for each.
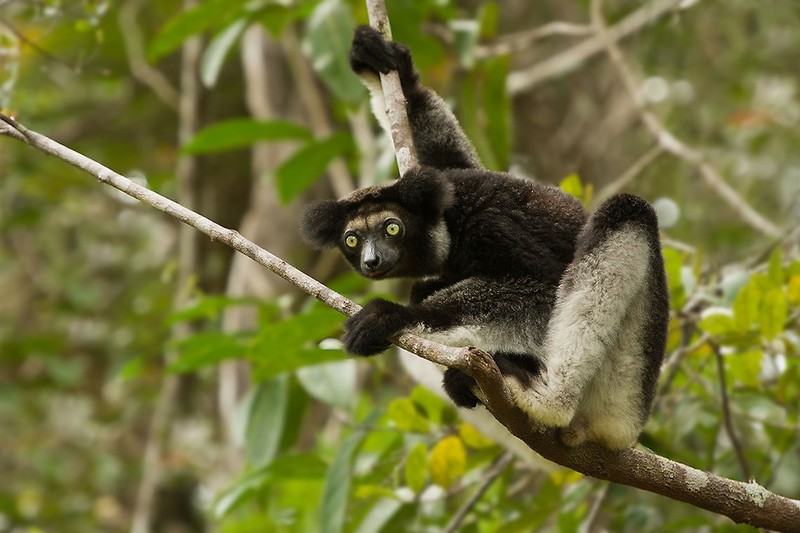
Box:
[506,0,687,94]
[2,115,799,531]
[365,0,417,174]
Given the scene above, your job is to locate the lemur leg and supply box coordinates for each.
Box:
[349,26,482,170]
[511,194,662,431]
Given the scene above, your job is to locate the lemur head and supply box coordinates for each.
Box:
[300,167,453,279]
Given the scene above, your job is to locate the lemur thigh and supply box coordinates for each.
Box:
[509,195,659,429]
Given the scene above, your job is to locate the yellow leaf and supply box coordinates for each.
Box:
[549,469,583,486]
[559,173,583,199]
[787,275,800,305]
[429,436,467,488]
[458,422,495,449]
[387,398,429,433]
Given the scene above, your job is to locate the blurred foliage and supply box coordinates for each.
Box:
[0,0,798,532]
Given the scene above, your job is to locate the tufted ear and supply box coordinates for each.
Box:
[300,200,346,249]
[395,167,453,221]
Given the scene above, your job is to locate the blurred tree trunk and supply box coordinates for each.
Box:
[217,25,314,468]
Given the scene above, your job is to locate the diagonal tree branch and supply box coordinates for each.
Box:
[2,113,799,531]
[506,0,687,94]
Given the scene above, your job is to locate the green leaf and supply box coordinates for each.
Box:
[410,386,448,426]
[213,468,269,518]
[387,397,430,433]
[460,72,498,170]
[214,453,327,518]
[451,19,480,67]
[258,4,313,36]
[760,288,787,339]
[244,377,289,468]
[726,351,763,388]
[405,443,427,493]
[169,332,247,372]
[200,18,248,88]
[698,309,736,336]
[182,119,312,154]
[303,0,364,104]
[767,247,784,287]
[477,1,500,39]
[149,0,248,62]
[169,295,268,324]
[296,360,357,410]
[320,412,379,533]
[559,173,584,200]
[733,279,761,332]
[483,55,511,170]
[459,422,495,449]
[353,499,404,533]
[273,132,353,204]
[428,435,466,489]
[249,305,345,379]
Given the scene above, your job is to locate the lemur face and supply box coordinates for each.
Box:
[341,209,406,279]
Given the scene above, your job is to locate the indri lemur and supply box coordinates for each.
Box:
[300,26,669,449]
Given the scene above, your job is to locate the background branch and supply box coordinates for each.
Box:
[590,0,781,238]
[506,0,686,94]
[365,0,417,174]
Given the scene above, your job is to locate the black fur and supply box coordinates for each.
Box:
[300,27,669,448]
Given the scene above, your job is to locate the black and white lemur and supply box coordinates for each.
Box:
[300,26,669,449]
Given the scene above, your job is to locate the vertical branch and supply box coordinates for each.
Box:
[364,0,418,174]
[710,341,752,481]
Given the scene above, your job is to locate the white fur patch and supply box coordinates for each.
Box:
[512,225,654,448]
[361,73,392,137]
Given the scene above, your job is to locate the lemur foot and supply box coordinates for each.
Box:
[442,368,480,408]
[509,374,577,428]
[349,26,398,75]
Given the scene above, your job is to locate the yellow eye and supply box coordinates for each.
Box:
[345,235,358,248]
[386,222,400,236]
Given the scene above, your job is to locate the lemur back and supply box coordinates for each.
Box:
[300,27,669,449]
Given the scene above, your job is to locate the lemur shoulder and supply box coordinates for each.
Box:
[300,26,669,450]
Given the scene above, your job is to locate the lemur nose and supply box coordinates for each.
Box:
[364,256,381,270]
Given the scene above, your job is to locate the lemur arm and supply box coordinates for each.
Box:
[349,26,482,171]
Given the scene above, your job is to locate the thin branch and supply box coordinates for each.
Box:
[475,22,592,60]
[444,451,514,533]
[590,0,781,238]
[594,144,663,205]
[507,0,686,94]
[580,482,610,533]
[2,114,800,530]
[710,341,753,481]
[281,25,353,197]
[365,0,417,174]
[118,0,180,110]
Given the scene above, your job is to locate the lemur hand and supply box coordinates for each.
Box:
[342,298,413,356]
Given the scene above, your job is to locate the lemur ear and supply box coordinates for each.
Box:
[300,200,345,249]
[396,167,454,220]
